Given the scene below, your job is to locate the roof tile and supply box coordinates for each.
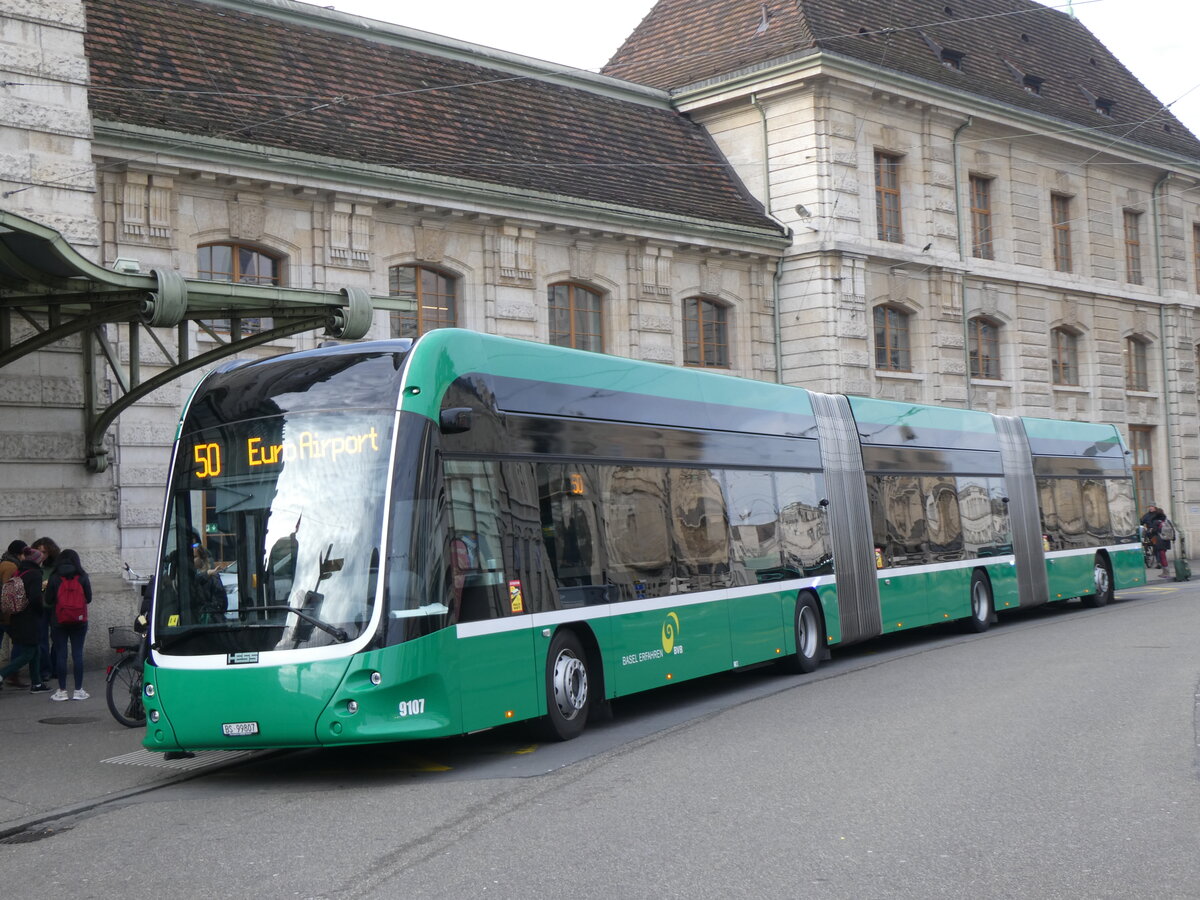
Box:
[82,0,779,232]
[604,0,1200,159]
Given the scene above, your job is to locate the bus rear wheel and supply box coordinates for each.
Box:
[778,593,822,674]
[963,571,992,633]
[1083,556,1114,608]
[538,629,590,741]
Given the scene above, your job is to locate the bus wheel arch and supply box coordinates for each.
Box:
[1084,552,1114,608]
[536,626,598,741]
[779,590,825,674]
[964,569,994,633]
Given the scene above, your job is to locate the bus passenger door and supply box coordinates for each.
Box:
[447,459,541,732]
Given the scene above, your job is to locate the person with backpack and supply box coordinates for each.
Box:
[0,546,49,692]
[45,548,92,701]
[1150,509,1174,578]
[1,539,29,688]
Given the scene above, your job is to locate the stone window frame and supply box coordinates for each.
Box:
[682,296,731,369]
[1050,325,1081,386]
[195,241,283,334]
[1122,210,1144,285]
[969,174,995,260]
[873,303,912,372]
[967,315,1002,380]
[388,263,459,338]
[548,281,605,353]
[874,151,904,243]
[1124,334,1151,392]
[1050,193,1073,273]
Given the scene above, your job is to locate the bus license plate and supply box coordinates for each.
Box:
[222,721,259,737]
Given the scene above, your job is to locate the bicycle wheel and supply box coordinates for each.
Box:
[106,653,146,728]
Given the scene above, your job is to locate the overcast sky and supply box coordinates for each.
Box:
[324,0,1200,141]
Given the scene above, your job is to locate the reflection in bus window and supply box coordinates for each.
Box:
[1039,478,1087,549]
[539,463,605,595]
[723,469,781,585]
[957,476,1011,556]
[775,471,831,576]
[869,475,927,566]
[670,468,730,592]
[1105,477,1137,541]
[923,476,964,561]
[1081,478,1112,540]
[445,460,507,621]
[601,466,671,601]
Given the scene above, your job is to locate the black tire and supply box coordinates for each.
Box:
[1083,555,1114,608]
[537,629,590,741]
[778,593,823,674]
[106,653,145,728]
[963,570,992,633]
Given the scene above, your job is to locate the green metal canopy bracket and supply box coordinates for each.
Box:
[0,208,390,471]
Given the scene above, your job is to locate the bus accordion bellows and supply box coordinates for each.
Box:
[143,329,1144,751]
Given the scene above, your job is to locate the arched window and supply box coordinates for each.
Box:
[873,304,911,372]
[968,316,1001,380]
[1125,336,1149,391]
[196,242,281,333]
[1051,327,1080,386]
[683,297,730,368]
[548,283,603,352]
[388,264,457,338]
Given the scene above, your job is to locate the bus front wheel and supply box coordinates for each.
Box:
[538,629,590,741]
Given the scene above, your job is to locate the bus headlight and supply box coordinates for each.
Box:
[346,700,359,714]
[144,683,155,697]
[370,671,382,685]
[149,710,159,723]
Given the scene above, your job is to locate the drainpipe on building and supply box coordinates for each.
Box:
[751,93,791,384]
[1151,171,1180,542]
[952,115,974,409]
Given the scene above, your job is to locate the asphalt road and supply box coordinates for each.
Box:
[4,580,1198,899]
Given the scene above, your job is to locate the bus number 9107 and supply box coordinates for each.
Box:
[398,698,426,717]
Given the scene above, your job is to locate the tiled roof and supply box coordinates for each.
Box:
[81,0,780,234]
[604,0,1200,160]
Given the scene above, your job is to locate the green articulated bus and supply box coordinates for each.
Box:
[143,329,1144,752]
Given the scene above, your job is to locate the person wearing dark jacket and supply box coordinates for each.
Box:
[0,548,49,692]
[1,539,29,687]
[44,548,93,701]
[31,536,60,684]
[1149,509,1172,578]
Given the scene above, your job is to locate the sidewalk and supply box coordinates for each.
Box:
[0,675,254,837]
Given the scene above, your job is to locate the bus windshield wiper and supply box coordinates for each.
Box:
[240,605,350,642]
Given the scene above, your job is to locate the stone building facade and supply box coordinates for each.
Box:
[608,0,1200,540]
[3,0,1199,629]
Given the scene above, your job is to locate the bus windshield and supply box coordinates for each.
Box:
[154,409,394,657]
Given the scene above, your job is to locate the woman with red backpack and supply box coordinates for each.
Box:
[45,548,92,701]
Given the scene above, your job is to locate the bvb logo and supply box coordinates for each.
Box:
[661,611,680,655]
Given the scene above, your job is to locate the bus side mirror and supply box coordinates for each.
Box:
[440,407,473,434]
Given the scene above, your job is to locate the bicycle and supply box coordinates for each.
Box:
[106,564,151,728]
